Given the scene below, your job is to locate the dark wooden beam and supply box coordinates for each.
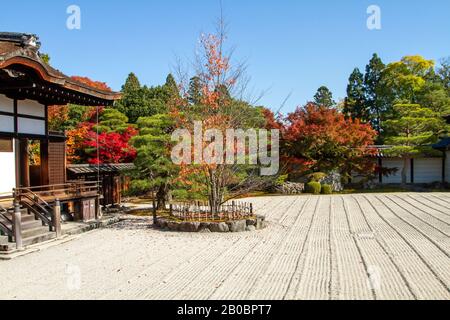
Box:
[19,138,30,188]
[40,140,49,186]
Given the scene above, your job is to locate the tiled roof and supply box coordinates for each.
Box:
[433,137,450,150]
[67,163,135,175]
[0,32,121,104]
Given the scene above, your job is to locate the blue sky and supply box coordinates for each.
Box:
[1,0,449,113]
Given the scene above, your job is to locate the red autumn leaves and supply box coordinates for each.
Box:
[264,103,377,177]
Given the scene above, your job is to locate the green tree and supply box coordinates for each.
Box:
[122,72,141,92]
[384,104,445,184]
[95,108,131,133]
[115,73,170,123]
[131,114,178,210]
[417,82,450,116]
[187,76,203,105]
[313,86,335,108]
[344,68,367,121]
[364,53,386,133]
[438,58,450,94]
[163,74,181,102]
[380,56,435,104]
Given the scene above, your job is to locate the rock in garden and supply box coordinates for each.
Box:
[246,225,256,232]
[274,182,305,195]
[179,222,200,232]
[228,220,247,232]
[210,222,229,233]
[167,221,180,231]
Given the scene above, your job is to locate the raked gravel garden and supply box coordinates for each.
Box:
[0,193,449,300]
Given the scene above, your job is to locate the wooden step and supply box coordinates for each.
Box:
[0,230,56,252]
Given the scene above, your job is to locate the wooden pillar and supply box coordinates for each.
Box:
[19,138,30,187]
[13,201,22,250]
[442,151,446,184]
[410,159,415,184]
[53,199,61,237]
[40,140,49,186]
[95,196,102,220]
[378,158,383,184]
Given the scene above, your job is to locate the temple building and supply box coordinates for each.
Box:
[0,32,121,251]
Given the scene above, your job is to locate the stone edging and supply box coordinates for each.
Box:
[155,215,267,233]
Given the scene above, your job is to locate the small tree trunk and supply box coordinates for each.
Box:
[152,189,157,225]
[156,183,169,210]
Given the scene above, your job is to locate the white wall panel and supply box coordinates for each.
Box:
[382,159,410,184]
[0,140,16,194]
[446,152,450,183]
[17,99,45,118]
[0,94,14,113]
[18,117,45,135]
[0,115,14,133]
[414,158,442,183]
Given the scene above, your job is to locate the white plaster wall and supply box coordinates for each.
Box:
[0,140,16,195]
[18,117,45,135]
[0,94,14,113]
[382,159,411,184]
[17,99,45,118]
[414,158,442,183]
[0,115,14,133]
[446,152,450,183]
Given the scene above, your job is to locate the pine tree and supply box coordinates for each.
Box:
[344,68,367,121]
[131,114,178,210]
[384,104,445,184]
[313,86,335,108]
[95,108,131,133]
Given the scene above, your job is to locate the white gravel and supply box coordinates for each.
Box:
[0,193,449,300]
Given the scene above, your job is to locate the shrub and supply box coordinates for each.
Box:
[275,174,289,186]
[307,172,327,183]
[172,189,189,201]
[305,181,321,195]
[321,184,333,195]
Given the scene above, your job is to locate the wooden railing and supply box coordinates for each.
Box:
[0,204,13,239]
[13,181,100,202]
[0,193,13,239]
[4,181,100,249]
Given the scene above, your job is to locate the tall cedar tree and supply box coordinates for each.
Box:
[344,68,367,121]
[115,73,175,123]
[313,86,335,108]
[364,53,386,134]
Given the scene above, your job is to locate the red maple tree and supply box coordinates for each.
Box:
[281,103,377,179]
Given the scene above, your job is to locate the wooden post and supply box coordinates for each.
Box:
[250,203,253,216]
[53,199,61,238]
[169,204,173,216]
[95,196,102,220]
[152,189,157,225]
[13,201,22,250]
[39,140,49,186]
